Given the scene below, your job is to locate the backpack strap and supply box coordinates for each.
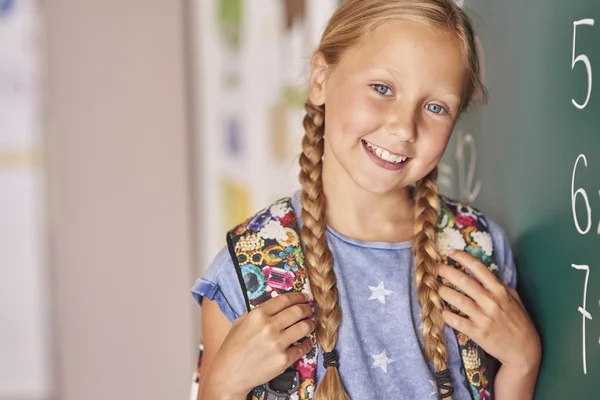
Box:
[227,198,316,400]
[437,195,501,400]
[228,195,500,400]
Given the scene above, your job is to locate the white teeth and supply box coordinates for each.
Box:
[364,140,408,164]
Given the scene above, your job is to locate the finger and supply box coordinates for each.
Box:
[280,319,316,347]
[284,336,315,366]
[448,250,504,294]
[259,292,310,316]
[274,303,314,330]
[438,285,483,319]
[438,263,490,305]
[507,287,525,307]
[442,308,477,338]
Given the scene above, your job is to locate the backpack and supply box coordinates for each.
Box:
[224,195,500,400]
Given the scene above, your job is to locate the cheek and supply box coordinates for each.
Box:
[420,129,452,162]
[327,89,387,139]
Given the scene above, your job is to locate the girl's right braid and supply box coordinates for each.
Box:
[299,100,350,400]
[412,167,454,398]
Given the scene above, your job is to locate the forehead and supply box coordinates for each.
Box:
[334,20,467,92]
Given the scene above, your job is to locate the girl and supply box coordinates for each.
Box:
[192,1,541,399]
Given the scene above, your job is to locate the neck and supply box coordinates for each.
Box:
[321,155,415,243]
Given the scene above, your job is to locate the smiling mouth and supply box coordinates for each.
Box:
[362,139,410,164]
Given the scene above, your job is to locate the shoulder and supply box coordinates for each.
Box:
[191,193,303,322]
[439,195,518,289]
[485,216,518,289]
[190,245,247,323]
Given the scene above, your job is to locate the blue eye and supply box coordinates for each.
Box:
[425,103,447,115]
[372,84,392,96]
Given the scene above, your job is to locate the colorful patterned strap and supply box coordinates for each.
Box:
[436,195,500,400]
[227,196,500,400]
[227,198,316,400]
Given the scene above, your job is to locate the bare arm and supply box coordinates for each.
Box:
[494,361,540,400]
[197,298,243,400]
[196,292,314,400]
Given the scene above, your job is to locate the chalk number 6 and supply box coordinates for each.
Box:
[572,19,595,109]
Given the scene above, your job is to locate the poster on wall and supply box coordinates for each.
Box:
[0,0,51,398]
[193,0,339,271]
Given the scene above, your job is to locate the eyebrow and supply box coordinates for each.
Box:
[367,67,404,79]
[442,93,462,103]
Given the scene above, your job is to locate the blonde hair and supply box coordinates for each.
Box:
[298,1,485,399]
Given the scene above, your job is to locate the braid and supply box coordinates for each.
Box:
[413,167,454,398]
[299,100,350,400]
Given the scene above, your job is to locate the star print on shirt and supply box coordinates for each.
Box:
[368,281,393,304]
[429,380,438,397]
[371,350,395,373]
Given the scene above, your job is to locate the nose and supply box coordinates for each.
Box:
[386,100,417,143]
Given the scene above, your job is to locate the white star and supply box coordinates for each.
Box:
[429,379,437,397]
[371,350,395,373]
[368,281,394,304]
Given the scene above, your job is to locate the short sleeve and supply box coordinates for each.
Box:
[486,217,518,290]
[190,245,248,323]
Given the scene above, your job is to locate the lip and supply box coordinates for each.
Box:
[362,139,409,159]
[362,140,412,171]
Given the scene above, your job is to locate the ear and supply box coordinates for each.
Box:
[308,51,329,106]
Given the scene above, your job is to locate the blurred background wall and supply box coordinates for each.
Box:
[1,1,50,398]
[44,0,195,399]
[193,0,340,271]
[2,0,340,398]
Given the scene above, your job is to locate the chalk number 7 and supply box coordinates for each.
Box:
[572,19,595,109]
[572,264,592,375]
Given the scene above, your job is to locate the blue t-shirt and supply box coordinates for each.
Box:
[191,191,517,400]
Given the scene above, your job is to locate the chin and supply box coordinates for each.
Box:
[351,172,409,196]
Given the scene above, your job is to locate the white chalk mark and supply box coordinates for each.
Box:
[438,176,452,189]
[439,163,453,175]
[598,191,600,235]
[579,307,592,320]
[572,19,595,109]
[572,264,592,375]
[455,130,481,202]
[571,155,592,235]
[438,163,453,189]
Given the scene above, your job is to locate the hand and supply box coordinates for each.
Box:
[206,292,315,397]
[437,250,541,374]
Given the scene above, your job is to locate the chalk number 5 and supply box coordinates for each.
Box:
[572,19,595,109]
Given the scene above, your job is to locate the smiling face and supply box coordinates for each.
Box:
[309,20,468,196]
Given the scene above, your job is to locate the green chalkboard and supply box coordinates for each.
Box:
[440,1,600,398]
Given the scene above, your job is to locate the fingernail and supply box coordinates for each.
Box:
[448,249,456,255]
